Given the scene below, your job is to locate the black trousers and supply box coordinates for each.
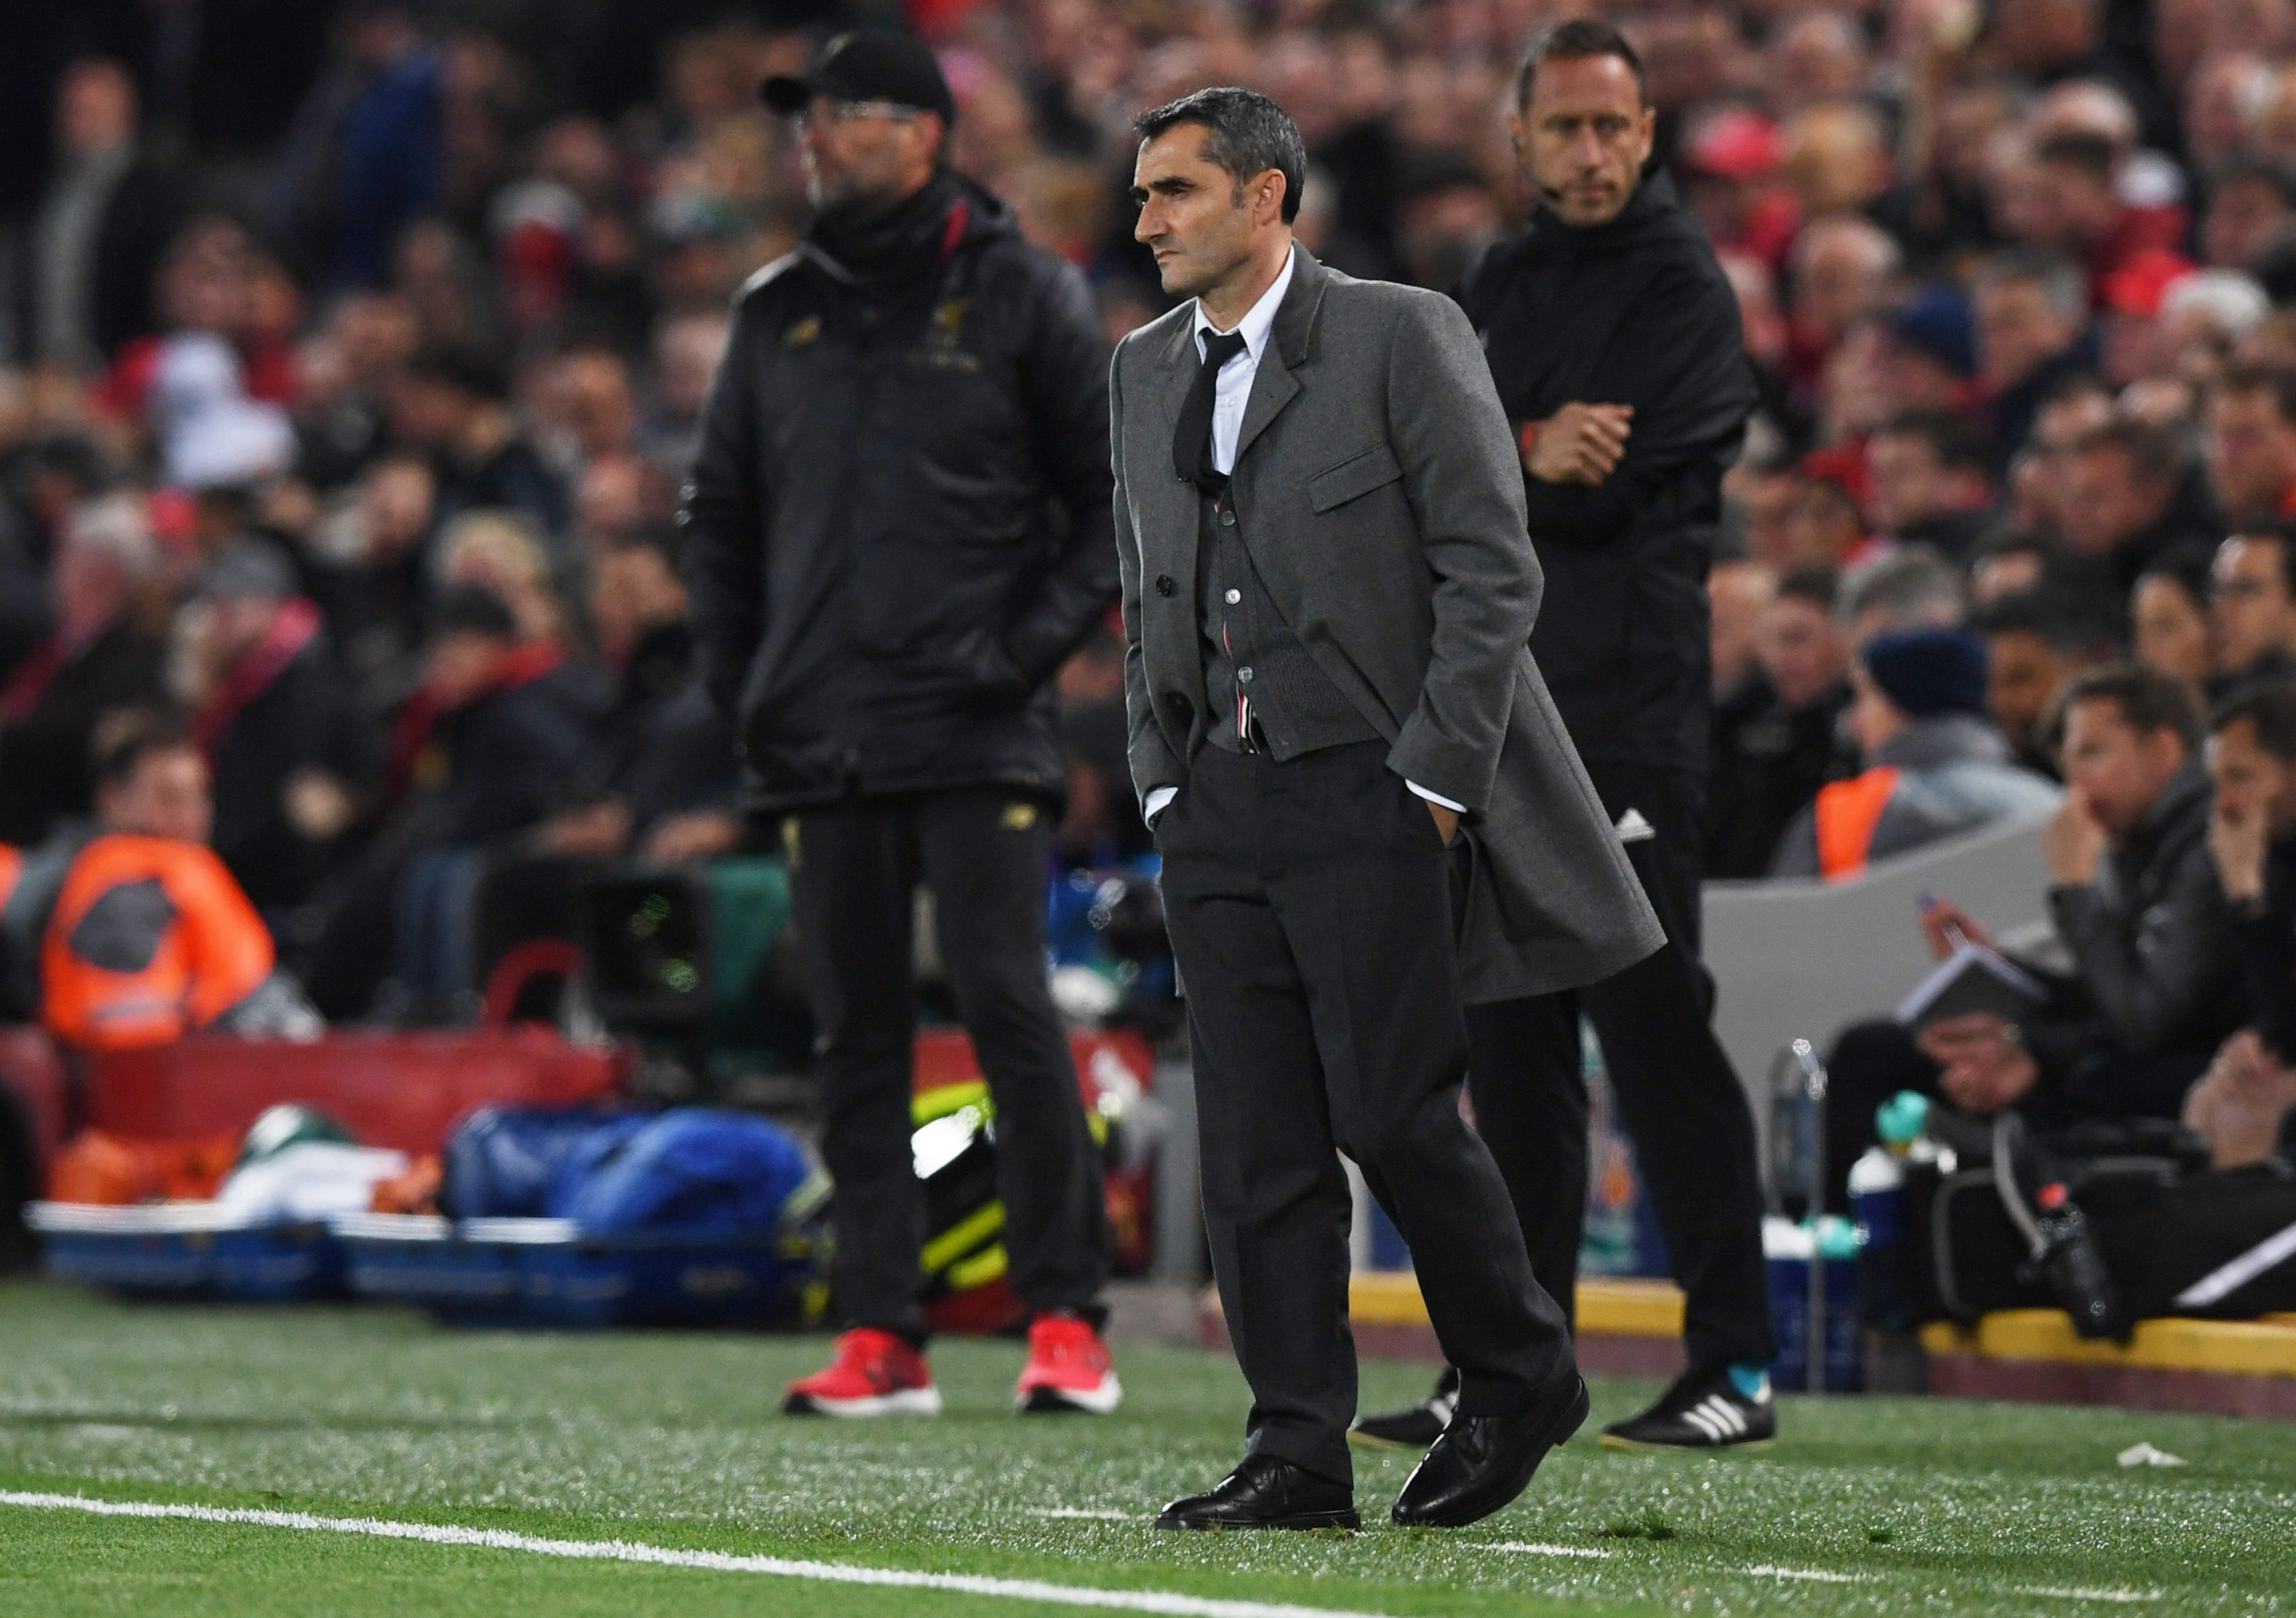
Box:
[788,788,1110,1340]
[1464,763,1776,1375]
[1158,741,1572,1486]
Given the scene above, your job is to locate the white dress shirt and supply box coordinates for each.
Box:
[1195,244,1294,476]
[1141,247,1461,826]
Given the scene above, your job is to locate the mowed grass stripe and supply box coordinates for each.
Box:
[0,1490,1397,1618]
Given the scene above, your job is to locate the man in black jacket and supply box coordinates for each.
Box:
[189,544,375,924]
[683,30,1119,1419]
[1826,665,2247,1194]
[1705,565,1852,879]
[1357,19,1777,1453]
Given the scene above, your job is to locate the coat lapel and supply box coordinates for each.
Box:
[1138,312,1204,589]
[1231,247,1327,471]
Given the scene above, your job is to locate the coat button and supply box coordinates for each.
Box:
[1219,508,1236,527]
[1224,589,1241,605]
[1155,575,1174,596]
[1238,666,1255,684]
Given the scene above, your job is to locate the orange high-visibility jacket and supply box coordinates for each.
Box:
[1812,766,1902,883]
[40,834,274,1049]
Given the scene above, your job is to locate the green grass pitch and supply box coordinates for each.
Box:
[2,1279,2292,1617]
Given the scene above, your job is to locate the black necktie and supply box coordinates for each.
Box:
[1174,330,1248,489]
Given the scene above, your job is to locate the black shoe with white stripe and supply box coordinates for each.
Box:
[1348,1366,1458,1450]
[1597,1369,1775,1453]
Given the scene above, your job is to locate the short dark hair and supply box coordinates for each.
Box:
[2034,132,2120,183]
[429,583,519,642]
[2215,362,2296,425]
[2209,153,2296,208]
[1135,87,1308,224]
[1876,409,1989,477]
[1969,526,2051,566]
[92,708,196,791]
[1515,18,1647,109]
[2212,678,2296,760]
[1776,564,1841,612]
[1973,588,2108,655]
[2136,542,2217,611]
[2073,417,2185,489]
[1976,247,2088,322]
[2058,663,2205,753]
[406,342,510,404]
[2225,525,2296,601]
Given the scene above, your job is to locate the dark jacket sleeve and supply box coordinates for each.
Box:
[1518,261,1753,548]
[2237,859,2296,1059]
[678,295,767,721]
[2047,839,2241,1057]
[435,690,598,846]
[998,258,1120,693]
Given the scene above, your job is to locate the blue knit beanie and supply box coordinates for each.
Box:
[1862,628,1989,718]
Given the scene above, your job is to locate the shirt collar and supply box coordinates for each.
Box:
[1194,245,1295,365]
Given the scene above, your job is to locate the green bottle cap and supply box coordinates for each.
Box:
[1876,1090,1930,1147]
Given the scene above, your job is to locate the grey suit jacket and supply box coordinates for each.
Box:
[1111,247,1663,1001]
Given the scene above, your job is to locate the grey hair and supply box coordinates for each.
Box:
[1135,87,1308,223]
[1975,247,2088,323]
[2163,270,2269,339]
[64,493,159,584]
[1839,545,1967,636]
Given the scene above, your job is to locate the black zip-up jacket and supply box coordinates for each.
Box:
[2045,761,2244,1066]
[680,173,1118,812]
[1457,172,1754,776]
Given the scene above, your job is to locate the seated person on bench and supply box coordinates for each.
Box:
[2196,676,2296,1162]
[1,709,317,1048]
[1769,627,2060,881]
[1822,665,2248,1202]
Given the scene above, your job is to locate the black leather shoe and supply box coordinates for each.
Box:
[1390,1371,1588,1528]
[1154,1454,1359,1531]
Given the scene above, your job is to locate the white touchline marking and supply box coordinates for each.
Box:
[1481,1543,1612,1559]
[0,1491,1388,1618]
[2011,1588,2161,1605]
[1025,1509,1134,1522]
[1745,1566,1868,1584]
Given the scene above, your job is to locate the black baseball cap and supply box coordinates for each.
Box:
[758,29,955,125]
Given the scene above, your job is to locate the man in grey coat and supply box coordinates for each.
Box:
[1115,87,1662,1534]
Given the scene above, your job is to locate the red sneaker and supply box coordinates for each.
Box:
[784,1329,942,1417]
[1015,1315,1123,1414]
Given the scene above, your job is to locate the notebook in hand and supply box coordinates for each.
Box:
[1895,942,2049,1032]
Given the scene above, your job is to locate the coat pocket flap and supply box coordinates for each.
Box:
[1307,444,1403,513]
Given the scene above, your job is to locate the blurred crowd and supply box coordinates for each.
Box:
[7,0,2296,1057]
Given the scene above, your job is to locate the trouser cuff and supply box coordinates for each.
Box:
[1244,1428,1352,1489]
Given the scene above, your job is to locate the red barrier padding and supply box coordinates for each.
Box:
[83,1030,629,1156]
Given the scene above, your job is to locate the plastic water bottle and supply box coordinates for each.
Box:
[1849,1144,1903,1237]
[1852,1093,1926,1333]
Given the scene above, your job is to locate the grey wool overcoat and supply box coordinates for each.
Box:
[1110,247,1664,1002]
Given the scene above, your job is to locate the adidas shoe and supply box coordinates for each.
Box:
[1015,1315,1123,1414]
[1598,1368,1775,1452]
[1349,1366,1459,1450]
[784,1329,943,1417]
